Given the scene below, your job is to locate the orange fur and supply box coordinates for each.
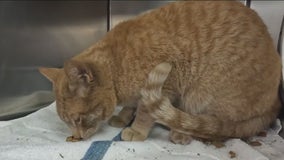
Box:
[39,1,281,142]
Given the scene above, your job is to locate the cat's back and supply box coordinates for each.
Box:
[108,1,272,56]
[104,1,281,106]
[107,1,279,72]
[112,1,263,32]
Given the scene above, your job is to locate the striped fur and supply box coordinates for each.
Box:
[144,97,278,139]
[141,63,280,140]
[140,62,172,106]
[40,1,281,142]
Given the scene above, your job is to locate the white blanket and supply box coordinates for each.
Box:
[0,102,283,160]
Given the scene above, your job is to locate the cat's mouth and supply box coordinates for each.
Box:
[67,126,98,142]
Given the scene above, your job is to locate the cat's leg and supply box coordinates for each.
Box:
[121,102,155,141]
[169,130,193,145]
[108,107,135,128]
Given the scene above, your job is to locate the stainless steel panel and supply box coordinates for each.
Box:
[279,16,284,138]
[250,2,284,137]
[110,1,173,28]
[250,1,284,47]
[110,0,246,28]
[0,1,108,120]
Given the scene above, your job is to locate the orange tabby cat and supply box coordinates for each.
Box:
[39,1,281,143]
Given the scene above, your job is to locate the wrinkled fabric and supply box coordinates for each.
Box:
[0,102,283,160]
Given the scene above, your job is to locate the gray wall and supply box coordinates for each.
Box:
[0,1,108,119]
[0,0,283,120]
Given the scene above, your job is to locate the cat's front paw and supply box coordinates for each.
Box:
[108,115,127,128]
[169,130,193,145]
[121,127,147,141]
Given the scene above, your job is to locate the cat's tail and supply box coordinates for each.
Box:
[140,62,172,106]
[142,96,276,140]
[141,63,278,139]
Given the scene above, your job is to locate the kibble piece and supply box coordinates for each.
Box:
[248,140,262,146]
[211,141,225,148]
[257,131,267,137]
[229,151,236,158]
[66,136,82,142]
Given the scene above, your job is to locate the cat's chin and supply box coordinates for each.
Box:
[81,127,98,140]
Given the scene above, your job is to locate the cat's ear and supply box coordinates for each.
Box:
[39,67,61,83]
[64,60,95,97]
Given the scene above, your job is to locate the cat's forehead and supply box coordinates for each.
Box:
[57,97,89,114]
[53,72,100,113]
[55,91,93,112]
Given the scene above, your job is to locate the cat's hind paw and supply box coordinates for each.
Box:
[169,130,193,145]
[121,127,147,141]
[108,115,127,128]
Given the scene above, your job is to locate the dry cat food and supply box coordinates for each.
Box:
[229,151,236,158]
[66,136,82,142]
[211,141,225,148]
[202,139,225,148]
[257,131,267,137]
[248,140,262,146]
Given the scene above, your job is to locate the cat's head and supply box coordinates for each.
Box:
[39,59,116,140]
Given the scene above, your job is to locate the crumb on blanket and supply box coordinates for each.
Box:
[248,140,262,146]
[127,148,136,153]
[59,153,64,159]
[211,141,225,148]
[257,131,267,137]
[202,140,225,148]
[242,138,262,147]
[66,136,82,142]
[229,151,236,158]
